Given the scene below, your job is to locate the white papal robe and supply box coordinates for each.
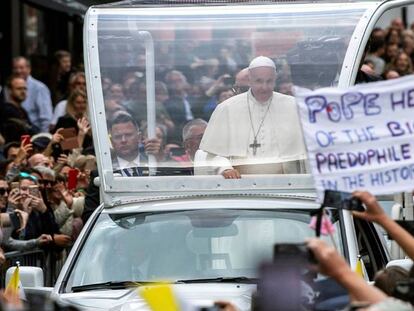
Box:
[196,90,307,175]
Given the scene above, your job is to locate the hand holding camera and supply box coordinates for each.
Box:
[351,191,387,224]
[14,137,33,165]
[51,128,65,144]
[273,242,317,265]
[323,190,364,212]
[8,186,21,207]
[29,195,47,213]
[56,154,69,166]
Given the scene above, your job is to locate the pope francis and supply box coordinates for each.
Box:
[196,56,307,178]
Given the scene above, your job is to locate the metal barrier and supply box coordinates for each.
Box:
[1,249,58,287]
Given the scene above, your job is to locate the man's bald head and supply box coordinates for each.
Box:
[28,153,51,168]
[235,68,249,87]
[12,57,31,80]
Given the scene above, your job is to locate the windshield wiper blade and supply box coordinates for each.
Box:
[175,277,257,284]
[72,281,151,292]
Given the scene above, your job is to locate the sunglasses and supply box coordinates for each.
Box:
[0,188,8,196]
[40,180,56,187]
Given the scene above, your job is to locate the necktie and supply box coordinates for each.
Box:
[122,162,138,177]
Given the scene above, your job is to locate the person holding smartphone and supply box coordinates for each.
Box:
[35,166,79,245]
[1,175,52,252]
[7,172,54,244]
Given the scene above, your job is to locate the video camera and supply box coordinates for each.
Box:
[273,242,317,265]
[323,190,364,211]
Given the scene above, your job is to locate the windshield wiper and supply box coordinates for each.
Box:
[175,277,257,284]
[72,281,152,292]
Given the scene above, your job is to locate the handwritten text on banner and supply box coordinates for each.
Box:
[295,75,414,201]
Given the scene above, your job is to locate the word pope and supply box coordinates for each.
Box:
[197,56,307,178]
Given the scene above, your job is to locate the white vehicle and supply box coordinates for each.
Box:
[17,0,414,310]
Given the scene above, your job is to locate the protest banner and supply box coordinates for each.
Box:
[295,75,414,201]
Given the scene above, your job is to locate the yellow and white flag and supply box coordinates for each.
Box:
[5,266,26,300]
[355,256,364,278]
[139,284,180,311]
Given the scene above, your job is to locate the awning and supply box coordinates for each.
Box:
[25,0,112,16]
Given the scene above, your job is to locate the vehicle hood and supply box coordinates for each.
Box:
[58,284,255,311]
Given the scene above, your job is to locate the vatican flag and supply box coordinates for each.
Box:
[5,265,26,300]
[139,284,180,311]
[355,255,364,278]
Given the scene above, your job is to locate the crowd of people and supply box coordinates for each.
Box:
[0,14,412,310]
[363,18,414,80]
[0,51,98,281]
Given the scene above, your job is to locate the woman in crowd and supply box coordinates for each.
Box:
[54,89,92,150]
[385,51,414,76]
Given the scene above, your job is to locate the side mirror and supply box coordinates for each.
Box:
[6,266,44,288]
[386,259,413,271]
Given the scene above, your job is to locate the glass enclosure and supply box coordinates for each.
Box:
[88,3,371,178]
[66,207,343,290]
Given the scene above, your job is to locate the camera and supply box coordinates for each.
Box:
[274,243,317,264]
[223,76,234,86]
[323,190,364,211]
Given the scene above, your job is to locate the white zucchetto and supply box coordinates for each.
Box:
[248,56,276,70]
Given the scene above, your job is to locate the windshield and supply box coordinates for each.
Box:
[89,4,369,179]
[66,208,343,290]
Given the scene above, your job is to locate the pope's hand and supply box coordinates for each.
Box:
[222,169,241,179]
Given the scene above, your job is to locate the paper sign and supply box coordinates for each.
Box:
[295,75,414,201]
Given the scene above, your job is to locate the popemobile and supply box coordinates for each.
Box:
[9,0,414,310]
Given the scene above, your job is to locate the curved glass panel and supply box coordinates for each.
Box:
[94,4,368,177]
[66,208,342,289]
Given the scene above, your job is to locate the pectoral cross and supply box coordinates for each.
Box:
[249,139,261,156]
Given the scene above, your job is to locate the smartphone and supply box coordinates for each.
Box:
[29,185,40,198]
[51,143,63,161]
[223,76,235,86]
[60,128,80,150]
[10,182,20,196]
[67,168,78,190]
[323,190,364,211]
[255,261,301,311]
[20,135,31,147]
[169,147,186,157]
[60,127,77,138]
[273,243,316,265]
